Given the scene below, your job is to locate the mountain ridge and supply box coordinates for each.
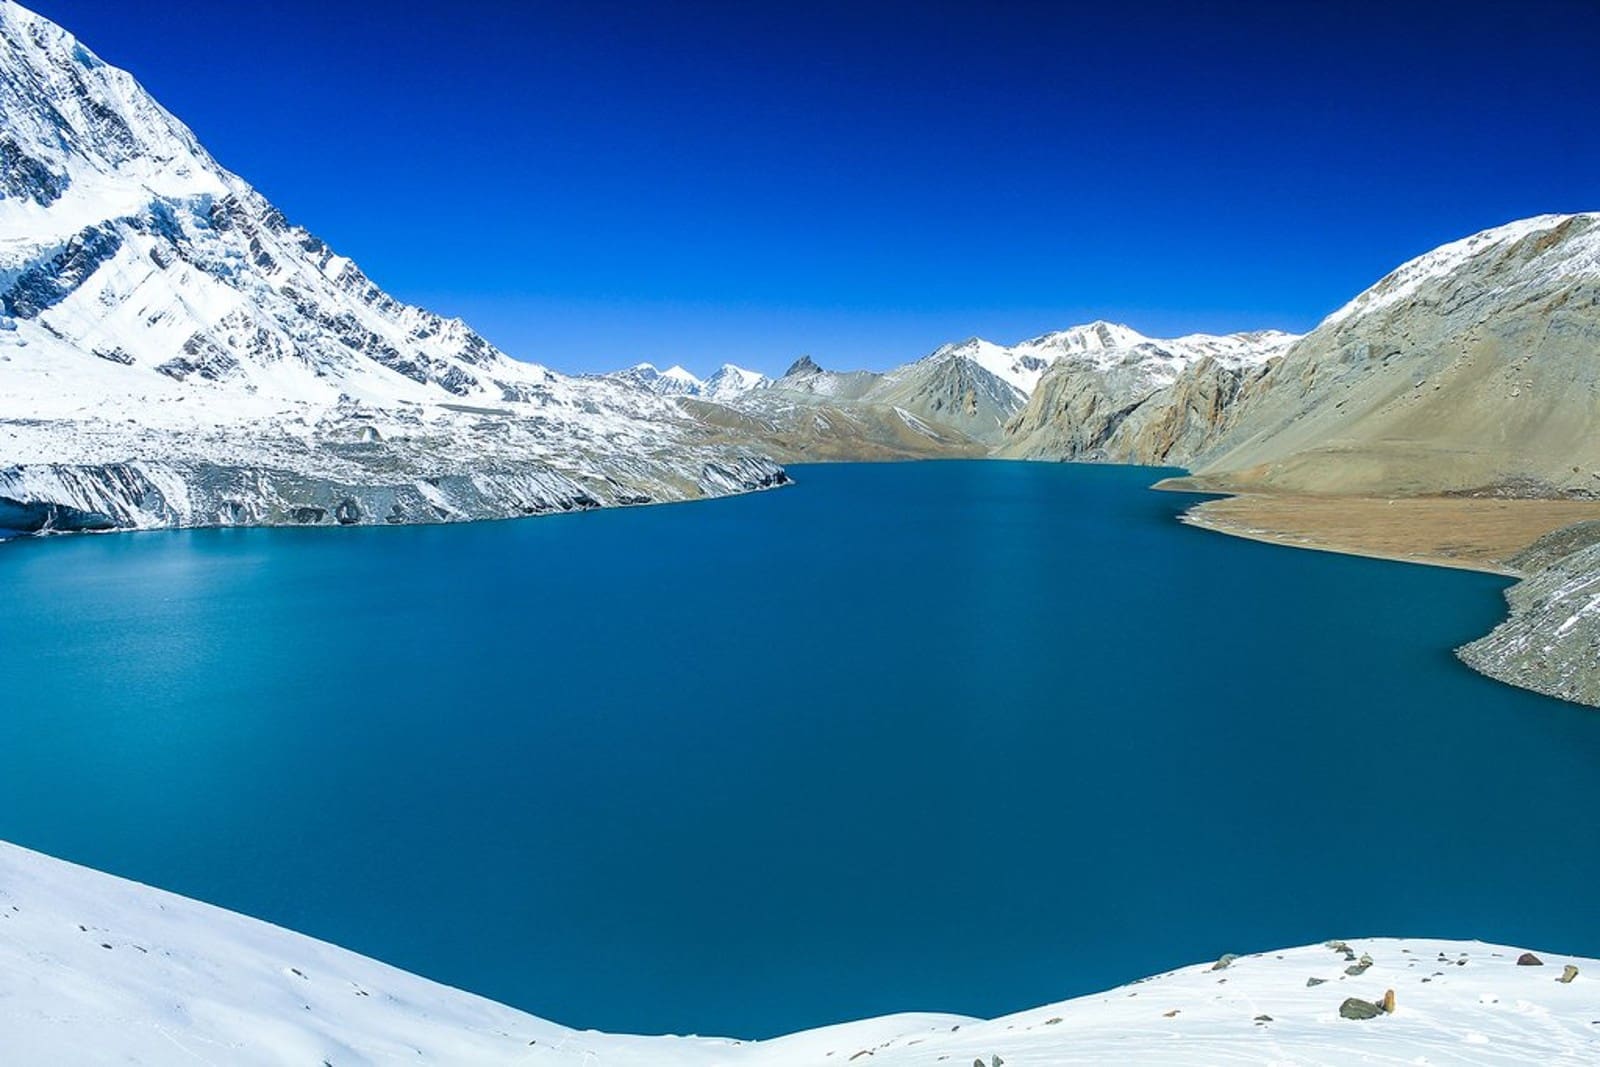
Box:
[0,0,787,537]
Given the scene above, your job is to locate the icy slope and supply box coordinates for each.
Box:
[0,1,785,536]
[3,839,1597,1065]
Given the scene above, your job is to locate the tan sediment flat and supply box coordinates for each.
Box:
[1154,489,1600,577]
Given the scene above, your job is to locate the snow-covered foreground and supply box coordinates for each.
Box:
[2,840,1596,1065]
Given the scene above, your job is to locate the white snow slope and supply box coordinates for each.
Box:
[3,839,1597,1065]
[0,1,785,534]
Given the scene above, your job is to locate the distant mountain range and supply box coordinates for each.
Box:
[600,324,1295,452]
[603,362,770,401]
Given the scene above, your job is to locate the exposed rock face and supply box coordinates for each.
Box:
[1000,354,1277,464]
[679,327,1295,461]
[863,350,1026,444]
[0,2,789,539]
[1191,214,1600,496]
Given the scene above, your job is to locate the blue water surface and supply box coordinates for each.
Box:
[2,461,1599,1038]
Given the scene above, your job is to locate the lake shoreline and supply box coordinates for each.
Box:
[1150,478,1600,708]
[1151,482,1600,578]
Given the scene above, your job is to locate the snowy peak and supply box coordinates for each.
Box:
[925,322,1296,395]
[611,362,704,396]
[0,0,576,417]
[1323,212,1600,327]
[1021,319,1150,356]
[0,1,789,528]
[702,362,769,400]
[0,0,227,228]
[605,361,769,400]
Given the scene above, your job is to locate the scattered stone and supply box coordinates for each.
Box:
[1306,977,1326,987]
[1212,953,1239,971]
[1044,1017,1062,1025]
[1162,1009,1180,1018]
[1345,962,1371,976]
[1560,965,1580,983]
[1254,1014,1273,1022]
[1518,952,1544,967]
[1340,997,1383,1020]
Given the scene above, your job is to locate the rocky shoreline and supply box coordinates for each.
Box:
[1157,484,1600,708]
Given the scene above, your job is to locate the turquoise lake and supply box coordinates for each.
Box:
[3,460,1600,1038]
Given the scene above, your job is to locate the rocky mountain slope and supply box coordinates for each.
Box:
[998,327,1295,463]
[1458,521,1600,706]
[663,326,1297,456]
[0,1,785,538]
[668,355,984,461]
[5,837,1596,1065]
[1185,214,1600,496]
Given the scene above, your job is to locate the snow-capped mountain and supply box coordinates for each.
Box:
[995,324,1297,464]
[702,362,769,400]
[602,361,769,401]
[931,321,1297,396]
[0,1,784,535]
[608,362,706,396]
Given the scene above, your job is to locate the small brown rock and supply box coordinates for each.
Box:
[1517,952,1544,967]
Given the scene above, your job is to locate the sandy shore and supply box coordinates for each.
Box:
[1152,485,1600,577]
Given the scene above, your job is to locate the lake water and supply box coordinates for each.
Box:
[3,460,1600,1038]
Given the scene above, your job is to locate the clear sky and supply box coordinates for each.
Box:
[29,0,1600,376]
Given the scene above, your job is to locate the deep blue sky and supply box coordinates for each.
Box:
[31,0,1600,375]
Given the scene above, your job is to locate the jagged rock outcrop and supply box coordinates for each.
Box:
[997,330,1294,463]
[0,1,788,538]
[1458,521,1600,707]
[999,354,1277,464]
